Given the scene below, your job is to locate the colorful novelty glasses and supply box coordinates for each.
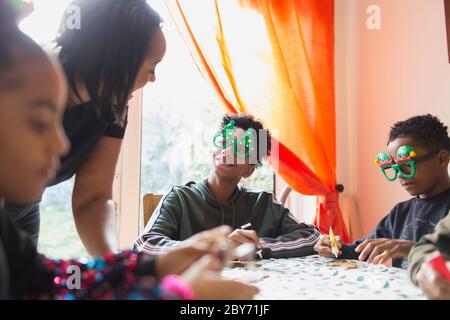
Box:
[374,146,439,181]
[213,120,256,158]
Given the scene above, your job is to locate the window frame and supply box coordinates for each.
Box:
[114,90,143,249]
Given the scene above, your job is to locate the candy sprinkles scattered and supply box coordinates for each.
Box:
[222,255,426,300]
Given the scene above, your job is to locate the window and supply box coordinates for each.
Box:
[139,1,274,199]
[39,179,87,259]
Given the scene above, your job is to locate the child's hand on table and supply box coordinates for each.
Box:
[355,238,415,265]
[181,255,260,300]
[155,245,223,279]
[155,226,233,278]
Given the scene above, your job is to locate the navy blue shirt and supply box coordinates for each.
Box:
[341,187,450,268]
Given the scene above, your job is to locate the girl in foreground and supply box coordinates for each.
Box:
[0,3,258,300]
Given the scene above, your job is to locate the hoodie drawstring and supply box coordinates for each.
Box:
[220,205,225,225]
[220,203,236,228]
[232,202,236,229]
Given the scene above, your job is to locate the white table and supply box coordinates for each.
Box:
[222,255,426,300]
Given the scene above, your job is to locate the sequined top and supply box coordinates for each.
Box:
[23,251,177,300]
[0,208,182,300]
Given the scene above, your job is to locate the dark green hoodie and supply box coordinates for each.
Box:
[135,179,320,259]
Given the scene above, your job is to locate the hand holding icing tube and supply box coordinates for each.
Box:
[226,223,262,259]
[329,226,340,258]
[240,223,263,259]
[314,229,343,258]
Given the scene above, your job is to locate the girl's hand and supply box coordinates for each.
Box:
[182,255,259,300]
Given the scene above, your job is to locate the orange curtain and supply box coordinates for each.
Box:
[165,0,349,242]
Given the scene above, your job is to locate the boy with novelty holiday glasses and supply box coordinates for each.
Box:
[314,114,450,269]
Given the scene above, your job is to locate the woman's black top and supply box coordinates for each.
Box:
[50,98,128,186]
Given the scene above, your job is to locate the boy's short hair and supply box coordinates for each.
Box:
[220,113,271,166]
[388,114,450,153]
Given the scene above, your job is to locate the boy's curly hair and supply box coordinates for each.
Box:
[388,114,450,152]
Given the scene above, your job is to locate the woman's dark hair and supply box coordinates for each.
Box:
[56,0,163,122]
[388,114,450,153]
